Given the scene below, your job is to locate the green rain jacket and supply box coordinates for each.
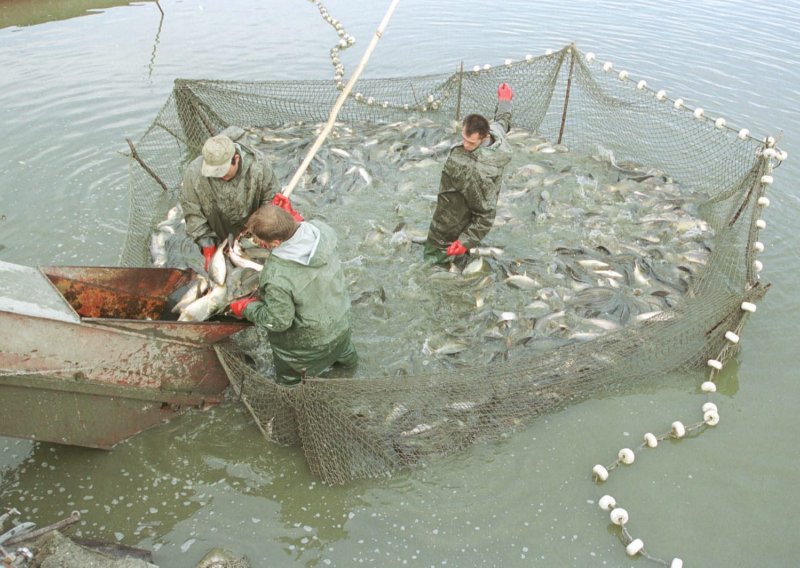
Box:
[242,220,357,381]
[179,127,279,246]
[425,100,513,259]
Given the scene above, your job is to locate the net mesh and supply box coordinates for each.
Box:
[120,45,780,484]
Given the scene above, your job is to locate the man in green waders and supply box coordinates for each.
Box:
[423,83,514,264]
[230,204,358,385]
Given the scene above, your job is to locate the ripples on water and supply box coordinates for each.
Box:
[2,1,800,566]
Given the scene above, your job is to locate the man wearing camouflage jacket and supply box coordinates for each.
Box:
[179,126,281,271]
[423,83,513,264]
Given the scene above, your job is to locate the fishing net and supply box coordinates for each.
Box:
[120,45,782,484]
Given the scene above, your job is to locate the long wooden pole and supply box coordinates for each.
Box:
[282,0,401,198]
[557,44,576,146]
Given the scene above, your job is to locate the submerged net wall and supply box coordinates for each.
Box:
[121,45,781,484]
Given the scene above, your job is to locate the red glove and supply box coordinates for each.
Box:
[445,240,468,256]
[230,297,257,318]
[201,245,217,271]
[498,83,513,102]
[272,193,304,222]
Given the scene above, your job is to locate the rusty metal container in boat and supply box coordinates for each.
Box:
[0,261,250,449]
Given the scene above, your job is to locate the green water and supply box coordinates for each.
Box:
[1,1,798,566]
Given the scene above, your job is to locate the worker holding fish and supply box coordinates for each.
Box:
[423,83,514,264]
[179,126,303,272]
[229,204,358,385]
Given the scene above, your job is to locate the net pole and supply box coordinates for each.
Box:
[282,0,402,198]
[557,44,576,146]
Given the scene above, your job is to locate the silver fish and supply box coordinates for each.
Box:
[470,246,504,257]
[400,423,433,437]
[228,242,264,272]
[384,403,409,424]
[577,259,610,269]
[505,273,538,290]
[422,336,469,355]
[171,275,209,314]
[178,284,228,322]
[462,257,489,278]
[208,244,227,286]
[447,401,477,412]
[150,232,167,267]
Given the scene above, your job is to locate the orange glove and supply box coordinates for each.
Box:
[445,240,468,256]
[230,297,257,318]
[272,194,304,222]
[201,245,217,271]
[498,83,513,102]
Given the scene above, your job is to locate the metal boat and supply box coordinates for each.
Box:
[0,261,250,449]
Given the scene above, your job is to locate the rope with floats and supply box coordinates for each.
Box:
[282,0,401,199]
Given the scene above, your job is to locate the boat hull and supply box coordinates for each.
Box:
[0,263,251,449]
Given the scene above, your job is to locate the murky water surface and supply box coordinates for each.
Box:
[1,1,799,566]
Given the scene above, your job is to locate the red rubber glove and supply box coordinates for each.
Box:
[272,193,304,222]
[230,297,257,318]
[498,82,513,102]
[445,240,468,256]
[201,245,217,271]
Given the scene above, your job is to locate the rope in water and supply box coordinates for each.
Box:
[586,74,781,563]
[283,0,402,198]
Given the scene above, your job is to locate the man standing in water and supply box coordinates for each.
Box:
[423,83,514,264]
[230,205,358,385]
[179,126,301,271]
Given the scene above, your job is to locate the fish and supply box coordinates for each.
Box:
[593,269,625,279]
[171,275,209,314]
[228,240,264,272]
[568,331,600,341]
[178,283,228,322]
[577,259,610,269]
[533,310,566,334]
[400,423,433,437]
[422,336,469,355]
[329,147,353,159]
[150,232,167,267]
[494,310,518,322]
[584,317,620,331]
[166,203,183,221]
[462,257,489,278]
[207,244,227,286]
[428,267,460,282]
[631,258,651,286]
[470,246,504,257]
[447,401,478,412]
[384,402,409,424]
[504,272,538,290]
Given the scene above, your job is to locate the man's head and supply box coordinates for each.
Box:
[461,114,490,152]
[201,134,240,180]
[243,205,298,248]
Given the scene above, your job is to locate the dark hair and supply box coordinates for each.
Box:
[244,204,297,242]
[462,114,490,138]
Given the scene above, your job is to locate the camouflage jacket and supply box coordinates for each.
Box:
[426,100,513,250]
[242,221,354,370]
[179,127,279,246]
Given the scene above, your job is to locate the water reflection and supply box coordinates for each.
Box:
[147,3,164,81]
[0,0,159,29]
